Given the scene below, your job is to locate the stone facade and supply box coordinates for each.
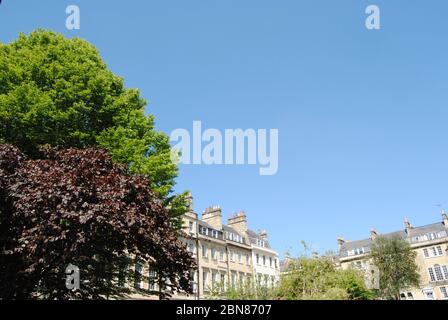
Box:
[125,193,280,300]
[337,212,448,300]
[181,198,280,299]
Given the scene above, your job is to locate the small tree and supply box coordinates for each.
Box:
[209,280,278,300]
[277,256,373,300]
[370,235,420,300]
[0,144,194,299]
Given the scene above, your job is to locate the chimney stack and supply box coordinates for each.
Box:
[259,230,268,241]
[337,237,345,253]
[202,205,222,230]
[370,228,380,240]
[185,192,193,212]
[404,217,413,234]
[227,211,248,235]
[442,210,448,229]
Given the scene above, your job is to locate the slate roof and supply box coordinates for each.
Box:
[339,220,448,258]
[247,229,272,249]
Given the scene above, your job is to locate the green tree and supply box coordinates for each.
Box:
[0,30,187,225]
[209,280,278,300]
[278,256,373,300]
[370,235,420,300]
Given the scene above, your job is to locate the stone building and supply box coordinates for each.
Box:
[181,200,280,299]
[114,194,280,300]
[337,212,448,300]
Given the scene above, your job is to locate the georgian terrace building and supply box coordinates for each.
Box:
[113,194,280,300]
[181,197,280,299]
[337,212,448,300]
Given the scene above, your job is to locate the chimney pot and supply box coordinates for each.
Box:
[442,211,448,229]
[370,228,380,240]
[404,217,413,233]
[337,237,345,253]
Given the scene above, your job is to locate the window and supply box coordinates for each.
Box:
[269,257,273,267]
[239,252,243,263]
[220,249,225,261]
[230,250,235,262]
[429,264,448,282]
[202,245,208,258]
[257,239,265,247]
[189,221,194,233]
[431,247,437,256]
[212,272,217,289]
[423,289,435,300]
[347,247,365,256]
[434,265,444,281]
[428,267,436,282]
[440,287,448,299]
[149,270,157,291]
[203,271,209,291]
[211,247,216,260]
[423,246,444,258]
[263,256,266,266]
[413,232,447,243]
[246,254,251,265]
[134,262,143,289]
[220,273,226,291]
[231,272,237,286]
[275,259,278,269]
[443,265,448,279]
[188,243,195,254]
[118,261,127,287]
[400,292,414,300]
[189,271,197,293]
[256,254,260,265]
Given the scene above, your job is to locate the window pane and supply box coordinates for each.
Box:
[434,265,444,281]
[428,268,436,282]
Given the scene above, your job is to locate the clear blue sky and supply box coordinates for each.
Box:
[1,1,448,256]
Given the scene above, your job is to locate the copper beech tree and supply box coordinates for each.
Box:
[0,144,194,299]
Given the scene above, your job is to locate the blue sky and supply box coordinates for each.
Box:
[1,1,448,256]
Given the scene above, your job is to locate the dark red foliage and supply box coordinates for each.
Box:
[0,144,194,299]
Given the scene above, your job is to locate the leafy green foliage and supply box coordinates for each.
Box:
[0,144,194,299]
[370,235,420,300]
[209,280,278,300]
[278,257,373,300]
[0,30,187,221]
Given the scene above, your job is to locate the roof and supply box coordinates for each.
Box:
[246,229,272,249]
[279,258,291,273]
[339,221,448,258]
